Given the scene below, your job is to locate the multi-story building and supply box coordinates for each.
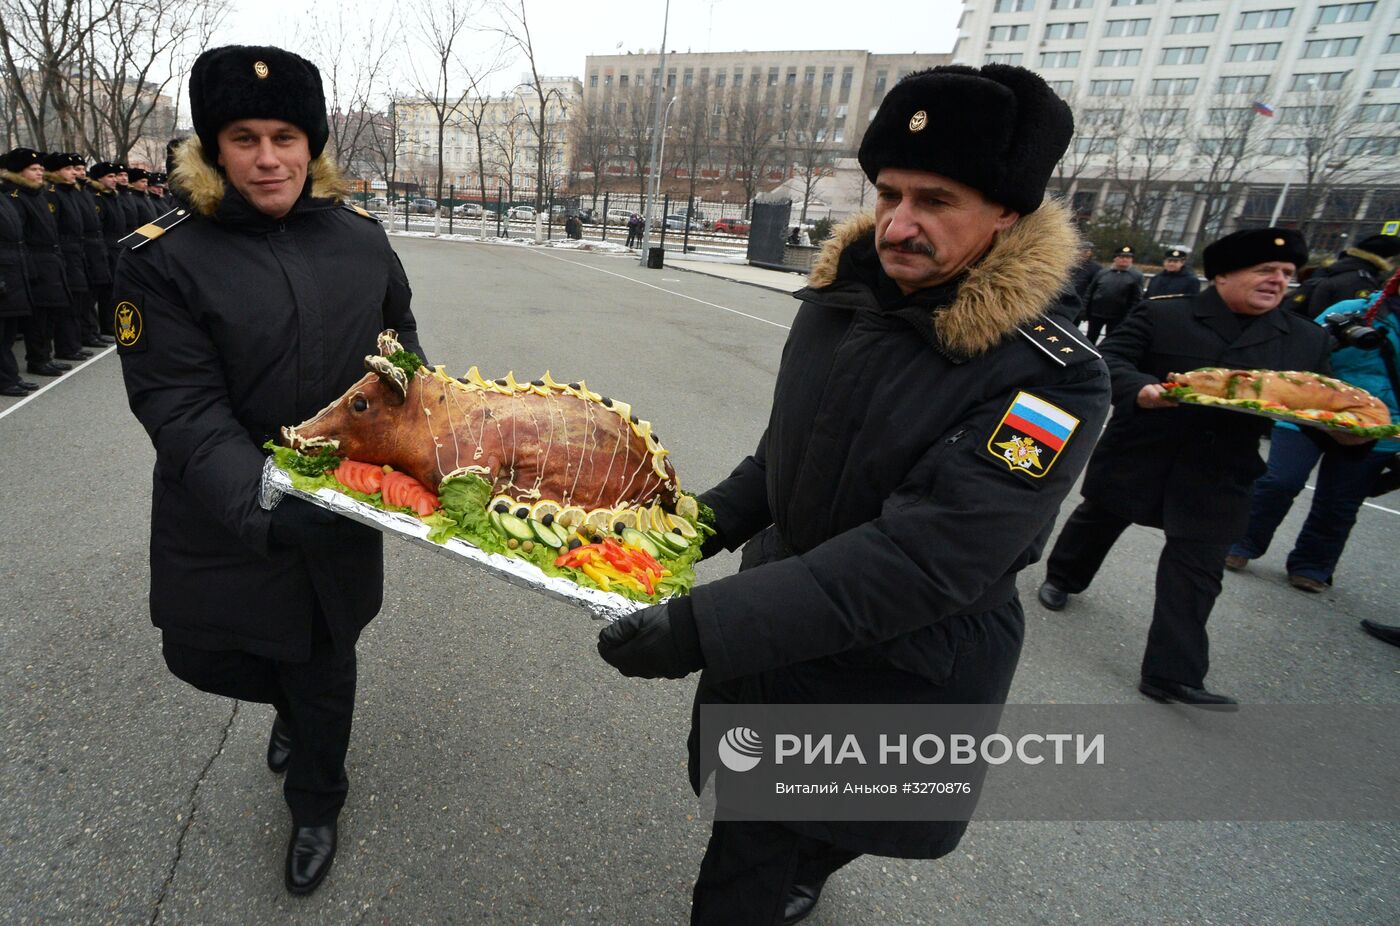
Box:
[579,50,950,196]
[955,0,1400,253]
[393,76,581,202]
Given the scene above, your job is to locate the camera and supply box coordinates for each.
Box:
[1323,312,1386,350]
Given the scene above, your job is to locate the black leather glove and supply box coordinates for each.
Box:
[268,497,352,550]
[597,598,705,680]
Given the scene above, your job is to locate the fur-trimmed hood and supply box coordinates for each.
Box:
[170,135,351,217]
[806,199,1080,357]
[86,178,114,195]
[1342,246,1395,274]
[44,172,77,188]
[0,169,44,191]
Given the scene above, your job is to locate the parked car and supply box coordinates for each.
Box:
[365,197,388,211]
[506,205,537,221]
[575,206,596,224]
[713,218,750,235]
[664,213,702,231]
[605,208,635,226]
[452,202,485,218]
[408,198,438,215]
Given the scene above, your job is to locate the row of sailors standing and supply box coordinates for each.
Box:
[0,147,177,395]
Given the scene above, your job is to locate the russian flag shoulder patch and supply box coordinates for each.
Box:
[985,391,1080,478]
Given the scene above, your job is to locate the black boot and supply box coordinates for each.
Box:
[267,715,293,774]
[1037,581,1069,611]
[284,823,336,895]
[783,877,828,925]
[1139,677,1238,711]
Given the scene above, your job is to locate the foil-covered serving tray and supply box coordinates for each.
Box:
[259,459,647,621]
[1166,390,1400,438]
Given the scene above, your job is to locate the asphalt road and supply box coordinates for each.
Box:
[1,235,1397,925]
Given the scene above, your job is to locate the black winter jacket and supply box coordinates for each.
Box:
[687,202,1111,857]
[115,141,422,660]
[1145,267,1201,299]
[1082,288,1332,541]
[1306,249,1393,315]
[46,176,90,293]
[1,172,69,308]
[1084,265,1144,322]
[0,192,31,319]
[74,181,112,289]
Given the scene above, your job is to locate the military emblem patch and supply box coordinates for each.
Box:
[114,300,144,350]
[985,391,1080,478]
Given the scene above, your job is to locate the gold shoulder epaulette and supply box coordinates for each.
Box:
[343,202,379,221]
[1017,317,1102,367]
[119,207,192,250]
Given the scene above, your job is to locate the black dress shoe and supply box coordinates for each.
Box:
[1037,581,1069,611]
[783,878,828,925]
[267,715,293,774]
[54,351,91,361]
[0,383,28,396]
[1360,619,1400,647]
[18,380,40,390]
[1139,677,1238,711]
[26,363,65,376]
[49,360,73,371]
[285,823,337,895]
[82,338,109,348]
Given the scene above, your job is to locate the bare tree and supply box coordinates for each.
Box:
[620,79,658,199]
[786,84,834,224]
[726,80,778,215]
[1190,95,1277,243]
[671,76,713,215]
[1277,84,1379,238]
[570,94,614,209]
[496,0,564,212]
[1102,98,1189,231]
[452,49,507,225]
[0,0,115,149]
[1051,97,1126,201]
[303,3,396,184]
[489,108,528,205]
[403,0,483,230]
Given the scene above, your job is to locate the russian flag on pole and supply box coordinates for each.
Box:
[1003,392,1078,451]
[1252,101,1275,117]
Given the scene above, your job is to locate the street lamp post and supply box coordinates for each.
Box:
[638,0,671,267]
[648,95,678,240]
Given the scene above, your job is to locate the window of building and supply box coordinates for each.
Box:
[1105,17,1150,36]
[1089,79,1134,96]
[1344,135,1400,155]
[990,24,1031,40]
[1073,137,1116,154]
[834,128,845,143]
[683,68,693,88]
[804,67,816,86]
[1358,102,1400,121]
[588,74,597,88]
[1387,35,1400,54]
[836,104,848,117]
[1081,107,1123,126]
[785,70,797,87]
[986,53,1025,65]
[1160,46,1207,65]
[1169,14,1218,34]
[768,67,779,86]
[873,70,888,94]
[1291,71,1350,91]
[1315,3,1375,25]
[1229,43,1281,62]
[1134,138,1180,155]
[839,67,853,102]
[1098,48,1142,66]
[1150,77,1198,96]
[992,0,1033,11]
[1264,137,1305,156]
[822,67,834,89]
[1302,37,1362,58]
[667,70,677,88]
[733,71,743,87]
[1372,69,1400,88]
[618,74,629,88]
[1045,21,1089,39]
[1047,80,1074,96]
[715,73,726,88]
[1238,8,1292,29]
[1110,0,1154,5]
[1049,0,1090,8]
[1218,74,1270,94]
[1279,105,1336,124]
[1199,137,1247,157]
[1141,107,1186,126]
[603,73,613,87]
[1040,51,1082,67]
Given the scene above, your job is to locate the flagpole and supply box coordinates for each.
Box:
[1269,180,1291,226]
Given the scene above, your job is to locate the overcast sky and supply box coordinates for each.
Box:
[213,0,963,97]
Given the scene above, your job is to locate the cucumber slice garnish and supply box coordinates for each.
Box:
[531,519,564,548]
[499,513,535,542]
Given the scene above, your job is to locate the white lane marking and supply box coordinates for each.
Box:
[1303,482,1400,516]
[531,251,793,331]
[0,346,116,422]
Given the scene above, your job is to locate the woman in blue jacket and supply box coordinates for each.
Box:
[1226,269,1400,590]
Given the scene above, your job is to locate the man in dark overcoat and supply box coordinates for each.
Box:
[1146,247,1201,299]
[114,44,423,895]
[597,64,1112,925]
[42,151,92,362]
[1,148,72,377]
[1303,233,1398,315]
[0,181,36,394]
[121,166,158,226]
[1083,244,1144,343]
[1037,229,1334,707]
[87,161,126,337]
[1069,244,1101,311]
[68,156,114,347]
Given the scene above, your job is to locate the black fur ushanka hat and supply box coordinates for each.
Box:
[189,45,329,162]
[1203,228,1309,278]
[857,64,1073,215]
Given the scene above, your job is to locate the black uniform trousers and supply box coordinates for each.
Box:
[1046,499,1230,688]
[161,609,357,826]
[692,821,859,925]
[0,316,22,386]
[1085,317,1120,345]
[77,289,100,342]
[23,303,57,366]
[53,290,86,358]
